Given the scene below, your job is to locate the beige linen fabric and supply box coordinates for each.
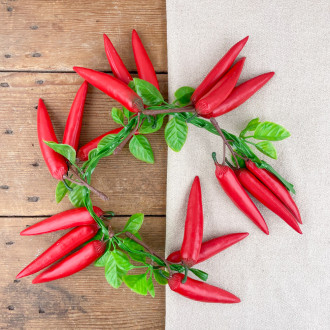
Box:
[165,0,330,329]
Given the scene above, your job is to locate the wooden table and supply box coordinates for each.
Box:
[0,1,167,328]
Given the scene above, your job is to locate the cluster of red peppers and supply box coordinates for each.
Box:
[213,154,302,234]
[17,207,105,282]
[18,30,302,303]
[191,36,274,118]
[167,177,247,303]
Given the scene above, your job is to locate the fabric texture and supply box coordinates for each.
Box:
[165,0,330,329]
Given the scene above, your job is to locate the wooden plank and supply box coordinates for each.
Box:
[0,0,167,72]
[0,216,165,329]
[0,72,168,216]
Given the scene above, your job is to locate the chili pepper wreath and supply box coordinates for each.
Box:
[18,31,302,302]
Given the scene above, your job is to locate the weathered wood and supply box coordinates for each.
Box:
[0,0,167,72]
[1,1,168,327]
[0,72,168,216]
[0,216,166,329]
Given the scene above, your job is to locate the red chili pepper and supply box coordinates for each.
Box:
[62,81,88,151]
[73,66,144,113]
[32,240,106,284]
[246,160,302,224]
[167,232,248,264]
[103,34,132,85]
[195,57,246,115]
[205,72,274,118]
[168,273,240,303]
[20,206,103,236]
[234,168,302,234]
[17,224,98,279]
[77,126,140,161]
[132,29,160,90]
[180,176,203,267]
[77,127,124,161]
[191,36,249,104]
[37,99,68,180]
[214,160,269,235]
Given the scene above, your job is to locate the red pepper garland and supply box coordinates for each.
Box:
[18,30,302,303]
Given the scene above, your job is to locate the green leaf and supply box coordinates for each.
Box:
[105,251,127,288]
[55,180,71,203]
[174,86,195,106]
[111,107,125,126]
[123,107,134,121]
[123,236,146,263]
[123,273,148,295]
[112,250,134,271]
[129,135,154,164]
[116,239,165,266]
[123,213,144,234]
[254,122,290,141]
[164,117,188,152]
[128,80,136,92]
[94,250,111,267]
[138,114,165,134]
[133,78,164,106]
[147,276,155,298]
[88,149,98,160]
[68,185,87,208]
[255,141,277,159]
[170,264,185,273]
[153,269,168,285]
[97,134,117,151]
[44,141,76,164]
[239,118,260,138]
[189,268,208,281]
[231,155,245,168]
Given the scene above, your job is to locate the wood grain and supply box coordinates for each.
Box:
[0,0,167,72]
[1,1,168,328]
[0,72,168,216]
[0,216,165,329]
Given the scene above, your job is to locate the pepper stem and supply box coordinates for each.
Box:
[61,178,73,191]
[182,265,189,284]
[113,114,143,155]
[66,164,109,201]
[144,106,196,116]
[124,231,173,276]
[210,117,240,168]
[212,152,219,165]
